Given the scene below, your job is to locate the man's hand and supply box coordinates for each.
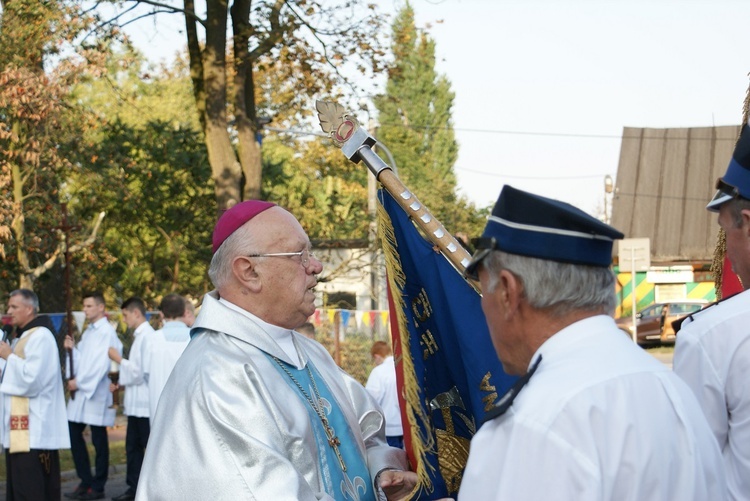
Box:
[63,335,74,350]
[67,379,78,392]
[0,341,11,360]
[109,382,120,393]
[108,347,122,363]
[378,470,419,501]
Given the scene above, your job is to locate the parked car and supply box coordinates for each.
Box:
[616,300,709,346]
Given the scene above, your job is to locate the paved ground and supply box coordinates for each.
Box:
[650,350,674,369]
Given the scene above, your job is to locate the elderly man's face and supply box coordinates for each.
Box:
[7,295,35,328]
[478,264,527,376]
[719,203,750,288]
[250,208,323,329]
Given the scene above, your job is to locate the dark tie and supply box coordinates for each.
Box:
[482,354,543,424]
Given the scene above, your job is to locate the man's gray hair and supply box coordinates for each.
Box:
[725,197,750,228]
[208,222,255,289]
[483,250,617,317]
[9,289,39,315]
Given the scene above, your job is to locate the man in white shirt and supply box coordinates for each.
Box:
[107,297,154,501]
[459,185,726,501]
[144,293,190,423]
[365,341,403,449]
[64,291,122,500]
[182,296,196,328]
[674,119,750,501]
[0,289,70,500]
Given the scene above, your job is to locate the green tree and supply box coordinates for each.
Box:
[105,0,386,212]
[66,50,215,302]
[374,4,484,237]
[0,0,109,292]
[262,136,369,240]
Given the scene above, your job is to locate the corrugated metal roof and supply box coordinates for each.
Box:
[610,125,741,263]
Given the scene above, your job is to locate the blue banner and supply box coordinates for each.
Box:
[49,313,64,333]
[378,190,517,499]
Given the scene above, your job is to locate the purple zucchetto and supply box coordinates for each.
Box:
[212,200,276,253]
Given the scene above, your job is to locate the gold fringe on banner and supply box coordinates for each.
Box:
[376,199,436,496]
[711,75,750,300]
[711,229,727,300]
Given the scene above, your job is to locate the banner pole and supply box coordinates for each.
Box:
[316,101,480,292]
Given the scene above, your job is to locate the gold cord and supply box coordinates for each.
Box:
[271,357,347,471]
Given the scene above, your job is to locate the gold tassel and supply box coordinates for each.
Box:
[712,75,750,299]
[711,229,727,300]
[377,199,436,496]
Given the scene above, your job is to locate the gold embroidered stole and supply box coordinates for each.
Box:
[9,327,39,454]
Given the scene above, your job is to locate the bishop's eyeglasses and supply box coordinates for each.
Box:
[247,248,317,268]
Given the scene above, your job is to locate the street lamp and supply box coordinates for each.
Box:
[604,174,614,224]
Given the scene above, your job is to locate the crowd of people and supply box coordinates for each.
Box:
[0,290,194,500]
[0,121,748,500]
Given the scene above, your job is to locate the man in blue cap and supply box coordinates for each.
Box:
[674,120,750,501]
[458,186,726,500]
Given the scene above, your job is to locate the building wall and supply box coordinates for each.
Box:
[614,268,716,317]
[313,247,387,312]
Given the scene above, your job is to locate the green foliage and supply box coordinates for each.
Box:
[0,0,128,299]
[62,50,214,302]
[66,65,216,302]
[374,4,486,238]
[317,331,376,386]
[262,136,370,240]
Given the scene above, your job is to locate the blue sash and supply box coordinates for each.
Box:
[269,356,375,501]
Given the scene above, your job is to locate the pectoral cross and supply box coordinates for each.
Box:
[321,416,346,471]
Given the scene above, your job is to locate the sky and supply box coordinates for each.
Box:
[124,0,750,217]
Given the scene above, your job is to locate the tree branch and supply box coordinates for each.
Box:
[67,211,106,254]
[116,0,205,25]
[26,211,106,279]
[247,0,286,60]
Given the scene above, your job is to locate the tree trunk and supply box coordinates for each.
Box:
[231,0,262,201]
[10,161,33,289]
[185,0,243,211]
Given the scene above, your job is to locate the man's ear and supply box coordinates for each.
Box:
[500,269,523,318]
[741,209,750,237]
[232,256,262,292]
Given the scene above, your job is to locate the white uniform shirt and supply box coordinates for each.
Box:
[365,356,403,437]
[460,315,727,501]
[674,290,750,501]
[66,317,123,427]
[144,320,190,422]
[0,326,70,450]
[119,321,154,418]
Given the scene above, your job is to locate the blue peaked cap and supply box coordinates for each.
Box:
[465,186,624,279]
[707,122,750,212]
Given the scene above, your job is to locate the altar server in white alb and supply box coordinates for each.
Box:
[107,296,155,501]
[143,293,190,423]
[137,200,416,501]
[64,291,123,500]
[674,119,750,501]
[0,289,70,500]
[459,186,727,501]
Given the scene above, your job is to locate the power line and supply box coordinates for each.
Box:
[379,122,739,141]
[263,122,739,142]
[455,167,609,180]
